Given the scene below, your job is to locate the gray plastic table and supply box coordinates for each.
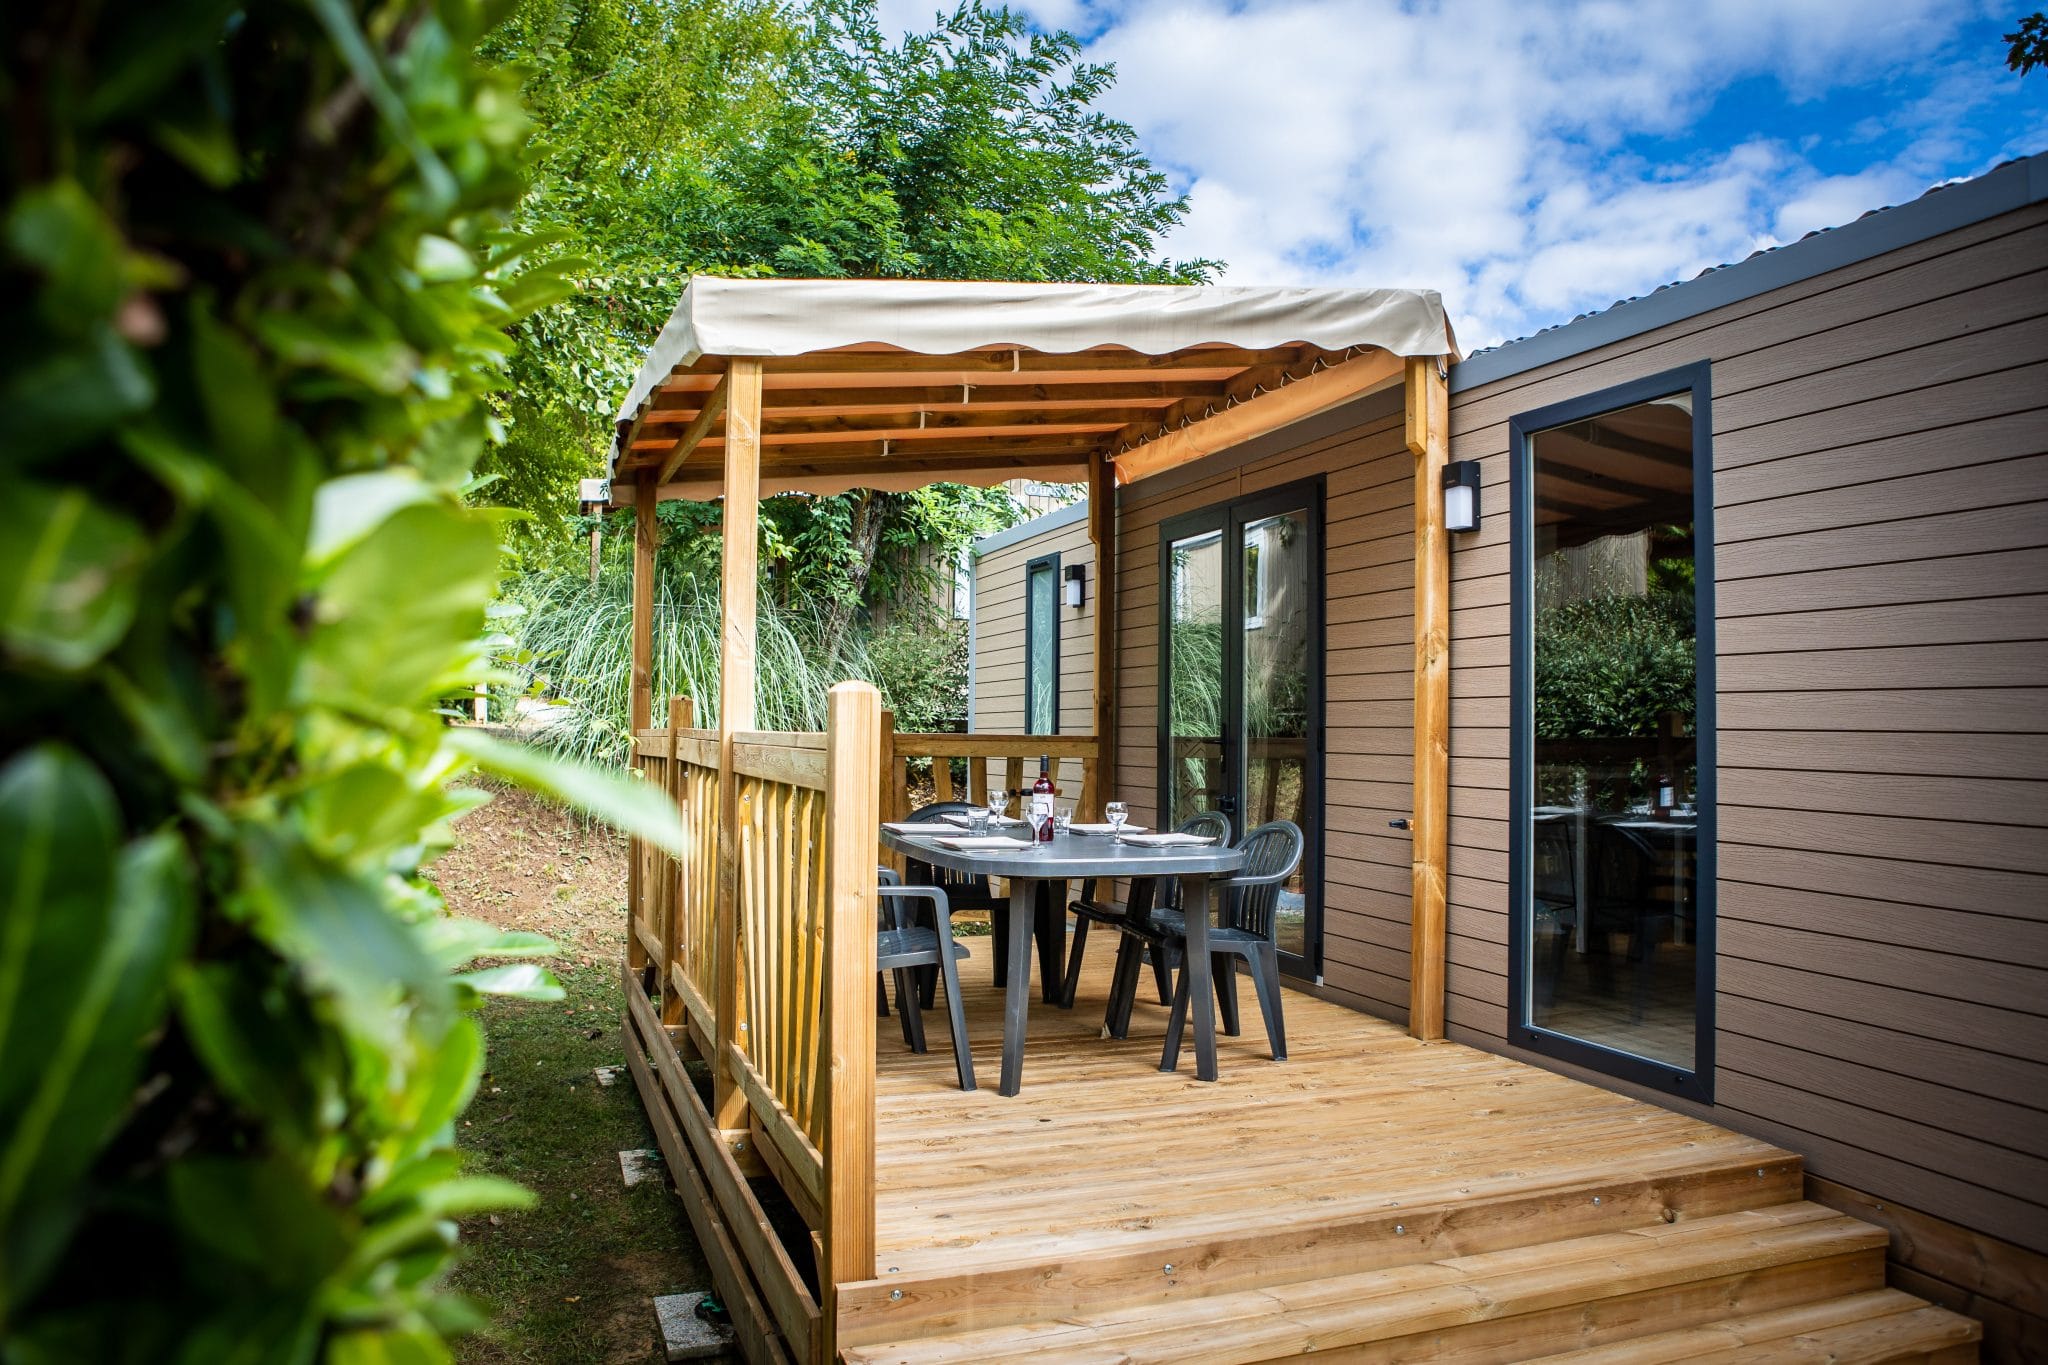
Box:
[879,827,1246,1095]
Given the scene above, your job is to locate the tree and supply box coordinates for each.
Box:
[0,1,677,1357]
[2009,12,2048,76]
[481,0,1214,646]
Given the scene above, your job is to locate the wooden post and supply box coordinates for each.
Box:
[878,709,899,876]
[1405,356,1451,1042]
[821,679,880,1351]
[632,477,659,735]
[1088,450,1118,821]
[713,359,763,1128]
[628,476,659,971]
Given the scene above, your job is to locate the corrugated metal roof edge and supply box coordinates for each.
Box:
[1448,151,2048,395]
[973,499,1089,556]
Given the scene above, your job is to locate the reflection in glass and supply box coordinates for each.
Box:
[1241,511,1311,958]
[1526,393,1700,1071]
[1165,530,1223,828]
[1026,559,1058,734]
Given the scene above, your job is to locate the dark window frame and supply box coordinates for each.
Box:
[1024,551,1061,736]
[1155,475,1326,980]
[1506,361,1718,1104]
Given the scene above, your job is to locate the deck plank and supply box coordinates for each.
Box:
[873,951,1782,1277]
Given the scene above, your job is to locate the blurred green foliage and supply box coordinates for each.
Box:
[0,2,679,1360]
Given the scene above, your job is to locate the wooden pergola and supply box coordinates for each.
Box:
[608,277,1460,1043]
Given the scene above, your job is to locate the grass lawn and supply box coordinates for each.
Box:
[435,782,725,1363]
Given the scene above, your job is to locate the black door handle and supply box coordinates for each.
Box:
[1389,818,1410,831]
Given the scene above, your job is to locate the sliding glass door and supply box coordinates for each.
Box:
[1508,364,1715,1100]
[1160,479,1323,977]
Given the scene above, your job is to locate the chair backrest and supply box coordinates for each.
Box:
[1152,811,1233,908]
[1223,820,1305,941]
[902,801,995,903]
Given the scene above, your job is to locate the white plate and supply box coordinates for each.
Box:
[1066,823,1150,835]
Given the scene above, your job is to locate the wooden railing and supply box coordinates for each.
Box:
[623,683,881,1365]
[626,696,1111,1360]
[880,726,1104,819]
[630,698,723,1051]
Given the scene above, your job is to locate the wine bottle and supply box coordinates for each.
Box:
[1032,757,1056,842]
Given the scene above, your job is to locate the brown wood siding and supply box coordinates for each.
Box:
[1114,390,1418,1024]
[1442,200,2048,1261]
[971,516,1095,791]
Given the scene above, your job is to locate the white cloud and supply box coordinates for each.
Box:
[1058,0,2020,347]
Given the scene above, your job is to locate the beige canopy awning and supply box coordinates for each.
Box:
[608,276,1457,503]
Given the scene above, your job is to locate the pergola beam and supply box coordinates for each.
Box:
[1112,348,1405,485]
[651,370,729,486]
[631,420,1121,455]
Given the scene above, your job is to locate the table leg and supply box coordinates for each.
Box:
[999,877,1037,1097]
[1165,872,1218,1082]
[1036,879,1068,1005]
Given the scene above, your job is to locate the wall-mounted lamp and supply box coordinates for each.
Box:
[1064,563,1085,609]
[1442,461,1482,534]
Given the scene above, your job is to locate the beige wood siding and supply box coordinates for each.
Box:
[972,515,1095,791]
[1443,201,2048,1258]
[1113,389,1418,1024]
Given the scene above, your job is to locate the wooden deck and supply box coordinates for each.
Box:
[830,949,1980,1362]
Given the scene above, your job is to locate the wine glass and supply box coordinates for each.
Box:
[986,788,1009,827]
[1106,800,1129,841]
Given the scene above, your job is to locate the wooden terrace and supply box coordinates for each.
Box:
[606,279,1979,1362]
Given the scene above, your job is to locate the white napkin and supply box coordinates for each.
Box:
[935,836,1037,851]
[882,822,947,835]
[1067,823,1149,835]
[1117,831,1217,847]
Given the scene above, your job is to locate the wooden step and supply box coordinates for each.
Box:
[837,1150,1806,1346]
[841,1202,1890,1364]
[1531,1287,1981,1363]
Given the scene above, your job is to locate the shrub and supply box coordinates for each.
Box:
[1532,591,1697,741]
[0,2,676,1359]
[867,610,970,734]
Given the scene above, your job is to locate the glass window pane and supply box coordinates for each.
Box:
[1527,393,1700,1072]
[1240,512,1310,958]
[1165,531,1223,828]
[1027,561,1058,734]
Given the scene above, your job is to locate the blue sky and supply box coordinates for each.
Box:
[880,0,2047,348]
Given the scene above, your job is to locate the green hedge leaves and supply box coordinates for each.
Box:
[0,1,670,1358]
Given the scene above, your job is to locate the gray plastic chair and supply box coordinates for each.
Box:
[1061,810,1232,1024]
[1160,820,1303,1064]
[898,801,1013,986]
[876,867,975,1091]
